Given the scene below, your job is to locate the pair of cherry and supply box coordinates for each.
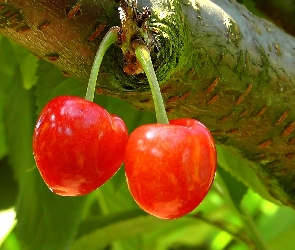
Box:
[33,96,216,219]
[32,28,217,220]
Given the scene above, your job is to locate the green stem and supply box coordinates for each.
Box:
[85,27,119,102]
[135,45,169,124]
[238,206,269,250]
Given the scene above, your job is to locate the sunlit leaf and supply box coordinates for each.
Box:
[0,230,21,250]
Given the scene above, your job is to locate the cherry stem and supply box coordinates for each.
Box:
[135,45,169,124]
[85,27,119,102]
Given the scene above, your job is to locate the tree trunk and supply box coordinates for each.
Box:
[1,0,295,208]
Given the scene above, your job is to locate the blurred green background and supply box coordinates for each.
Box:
[1,1,295,248]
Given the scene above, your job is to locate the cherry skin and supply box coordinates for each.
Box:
[33,96,128,196]
[124,118,216,219]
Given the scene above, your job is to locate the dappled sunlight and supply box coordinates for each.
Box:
[0,208,16,247]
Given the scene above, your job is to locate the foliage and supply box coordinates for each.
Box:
[0,10,295,249]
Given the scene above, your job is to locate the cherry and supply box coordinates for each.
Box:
[124,118,216,219]
[33,96,128,196]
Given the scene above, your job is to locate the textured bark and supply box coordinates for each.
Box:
[1,0,295,208]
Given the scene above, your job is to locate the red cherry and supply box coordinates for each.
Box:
[33,96,128,196]
[124,118,216,219]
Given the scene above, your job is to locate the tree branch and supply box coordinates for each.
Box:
[1,0,295,208]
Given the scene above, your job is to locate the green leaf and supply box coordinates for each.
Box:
[17,53,39,90]
[109,167,126,192]
[257,205,295,250]
[0,35,38,90]
[140,218,220,250]
[71,215,194,250]
[0,89,8,160]
[269,226,295,250]
[0,36,19,160]
[260,206,295,243]
[76,209,146,239]
[10,38,39,90]
[96,177,139,215]
[15,171,87,249]
[35,61,85,113]
[3,67,36,182]
[0,157,19,210]
[217,167,248,209]
[217,145,281,206]
[4,67,87,249]
[0,37,18,86]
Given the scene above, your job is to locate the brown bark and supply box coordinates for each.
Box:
[1,0,295,208]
